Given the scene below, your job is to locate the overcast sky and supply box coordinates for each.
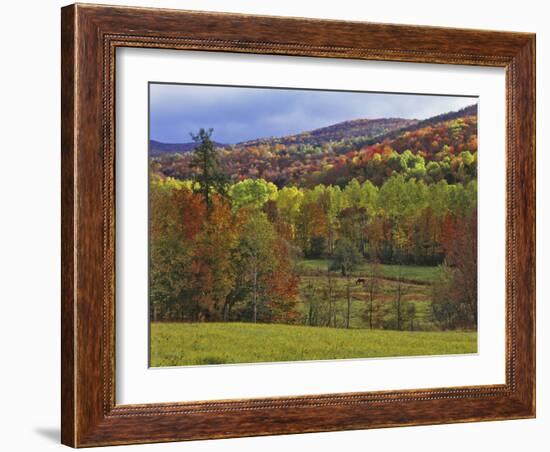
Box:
[149,83,477,144]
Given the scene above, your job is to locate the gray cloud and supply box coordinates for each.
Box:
[150,83,476,144]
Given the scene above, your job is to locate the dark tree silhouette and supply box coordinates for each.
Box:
[189,128,229,210]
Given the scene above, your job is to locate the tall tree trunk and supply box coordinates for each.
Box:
[368,284,374,330]
[328,224,334,256]
[327,267,334,327]
[223,301,230,321]
[396,271,402,331]
[252,259,258,323]
[346,272,351,329]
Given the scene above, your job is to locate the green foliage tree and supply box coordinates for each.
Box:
[229,178,277,211]
[189,128,229,210]
[238,212,277,323]
[338,206,369,256]
[275,186,303,241]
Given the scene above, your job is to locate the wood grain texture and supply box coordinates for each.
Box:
[60,5,76,446]
[60,3,536,447]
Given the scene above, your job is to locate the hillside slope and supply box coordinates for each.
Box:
[151,104,477,188]
[239,117,417,148]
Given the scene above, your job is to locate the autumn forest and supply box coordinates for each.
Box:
[149,86,478,366]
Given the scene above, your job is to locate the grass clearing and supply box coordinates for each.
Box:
[298,259,440,283]
[298,275,434,329]
[297,260,438,330]
[150,322,477,367]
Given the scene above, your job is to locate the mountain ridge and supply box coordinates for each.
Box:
[151,104,478,188]
[150,104,476,157]
[150,116,419,155]
[150,139,227,156]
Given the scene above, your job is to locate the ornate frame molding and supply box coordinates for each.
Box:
[62,4,535,447]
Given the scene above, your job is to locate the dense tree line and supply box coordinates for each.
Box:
[152,113,477,189]
[150,128,478,330]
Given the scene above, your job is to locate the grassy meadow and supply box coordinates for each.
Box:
[299,259,440,283]
[150,322,477,367]
[150,260,477,367]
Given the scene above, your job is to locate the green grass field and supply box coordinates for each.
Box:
[299,259,440,283]
[150,322,477,367]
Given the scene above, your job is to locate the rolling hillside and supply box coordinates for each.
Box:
[239,117,417,148]
[151,104,477,188]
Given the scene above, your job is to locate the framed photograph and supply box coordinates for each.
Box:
[61,3,535,447]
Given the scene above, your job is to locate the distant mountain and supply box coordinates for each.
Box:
[150,117,416,156]
[238,117,417,148]
[150,106,476,158]
[151,104,478,188]
[149,139,227,156]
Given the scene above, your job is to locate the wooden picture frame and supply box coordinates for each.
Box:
[61,3,535,447]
